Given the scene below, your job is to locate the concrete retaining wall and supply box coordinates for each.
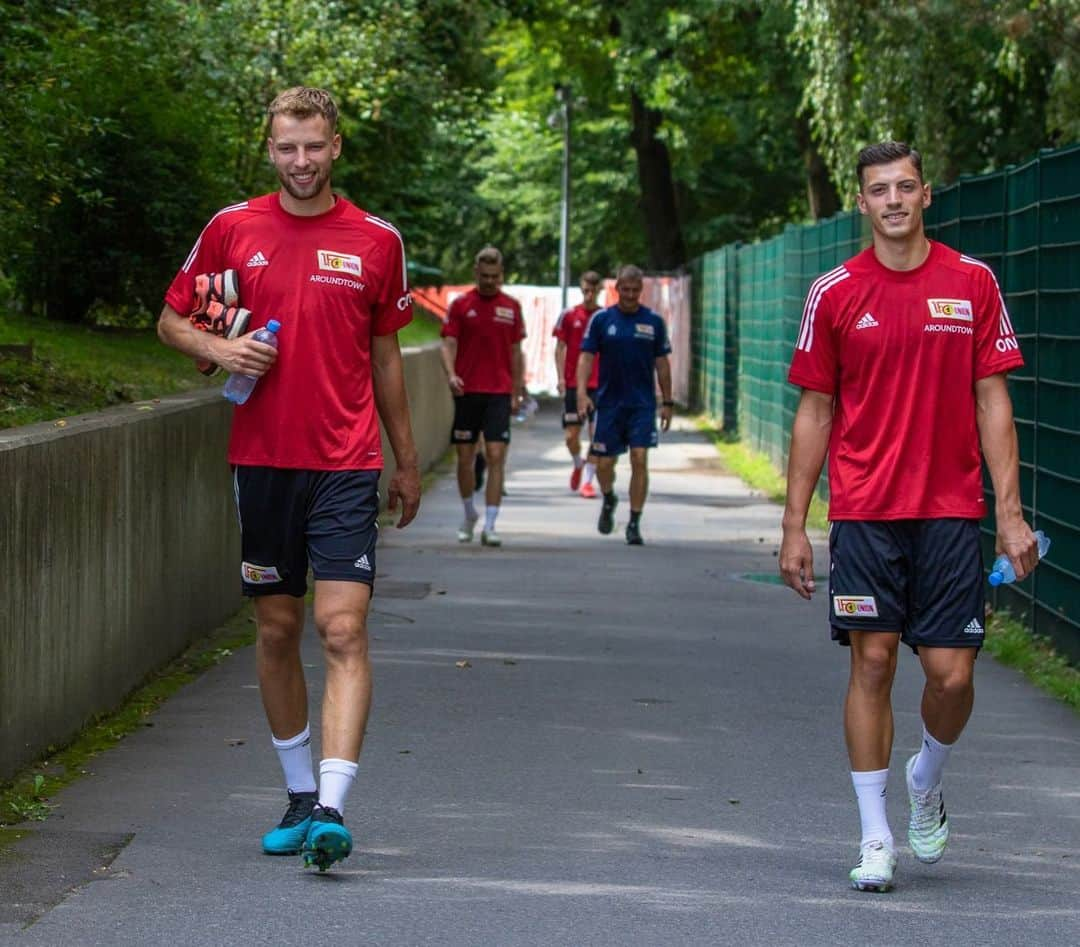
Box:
[0,343,451,782]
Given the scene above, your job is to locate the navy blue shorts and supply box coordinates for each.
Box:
[562,387,597,428]
[590,403,658,456]
[233,467,380,597]
[451,394,511,444]
[828,519,985,652]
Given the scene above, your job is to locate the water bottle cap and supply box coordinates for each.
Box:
[266,319,281,332]
[988,572,1003,587]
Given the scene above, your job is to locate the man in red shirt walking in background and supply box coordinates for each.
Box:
[553,270,603,498]
[780,140,1040,893]
[440,246,525,547]
[157,87,421,872]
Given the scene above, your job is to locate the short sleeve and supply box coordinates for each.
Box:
[514,299,526,342]
[163,216,228,316]
[580,311,601,354]
[553,309,569,340]
[654,316,672,357]
[372,227,413,336]
[441,296,463,338]
[788,281,839,394]
[972,265,1024,379]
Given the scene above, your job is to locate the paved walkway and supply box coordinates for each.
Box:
[2,403,1078,945]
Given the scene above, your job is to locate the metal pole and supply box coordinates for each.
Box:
[556,84,571,310]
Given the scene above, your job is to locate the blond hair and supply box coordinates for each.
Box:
[267,87,339,134]
[474,246,503,267]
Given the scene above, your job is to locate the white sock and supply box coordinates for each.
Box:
[272,725,316,793]
[584,462,596,485]
[911,726,953,791]
[572,454,584,469]
[484,505,499,532]
[462,495,477,519]
[318,758,359,814]
[851,769,892,849]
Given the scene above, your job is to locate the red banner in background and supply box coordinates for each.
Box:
[414,275,691,403]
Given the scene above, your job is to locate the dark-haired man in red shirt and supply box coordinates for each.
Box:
[440,246,525,547]
[780,140,1040,893]
[158,86,420,872]
[553,270,602,497]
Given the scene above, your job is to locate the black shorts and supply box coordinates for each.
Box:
[562,388,597,428]
[233,467,380,597]
[451,393,512,444]
[828,519,985,652]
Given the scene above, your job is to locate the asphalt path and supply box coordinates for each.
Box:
[2,402,1078,946]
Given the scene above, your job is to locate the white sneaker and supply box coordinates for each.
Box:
[480,529,502,547]
[906,754,949,863]
[849,840,897,892]
[457,513,479,543]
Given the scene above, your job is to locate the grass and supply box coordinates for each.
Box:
[696,414,1079,712]
[0,308,442,430]
[696,419,829,532]
[983,611,1080,712]
[0,603,257,829]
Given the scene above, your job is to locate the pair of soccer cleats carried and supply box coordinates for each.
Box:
[261,790,353,872]
[849,754,949,893]
[188,269,250,376]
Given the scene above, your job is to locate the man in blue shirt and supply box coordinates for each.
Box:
[577,265,673,544]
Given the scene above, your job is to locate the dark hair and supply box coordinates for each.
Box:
[580,270,601,286]
[856,141,923,187]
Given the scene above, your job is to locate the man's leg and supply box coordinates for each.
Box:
[625,447,649,544]
[904,645,976,864]
[845,631,901,891]
[256,593,320,855]
[595,455,618,534]
[455,442,480,542]
[482,440,508,544]
[299,579,372,870]
[565,422,585,490]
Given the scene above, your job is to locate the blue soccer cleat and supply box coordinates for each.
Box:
[261,790,318,855]
[301,805,353,872]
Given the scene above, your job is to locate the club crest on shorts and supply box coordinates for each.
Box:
[242,562,282,584]
[833,595,878,617]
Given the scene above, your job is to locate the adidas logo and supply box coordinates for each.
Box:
[247,251,269,268]
[353,555,372,571]
[856,312,879,330]
[963,618,984,635]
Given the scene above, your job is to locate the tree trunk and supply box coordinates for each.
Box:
[796,115,841,220]
[629,89,687,270]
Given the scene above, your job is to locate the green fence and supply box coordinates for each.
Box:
[691,143,1080,662]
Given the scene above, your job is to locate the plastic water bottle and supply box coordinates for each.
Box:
[222,320,281,405]
[988,530,1050,586]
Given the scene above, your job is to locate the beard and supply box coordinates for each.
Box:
[277,165,331,203]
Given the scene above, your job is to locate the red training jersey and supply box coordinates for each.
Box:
[787,241,1024,520]
[165,193,412,470]
[553,304,600,388]
[440,288,526,394]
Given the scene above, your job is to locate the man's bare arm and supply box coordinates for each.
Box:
[779,388,833,599]
[372,332,421,528]
[976,373,1037,578]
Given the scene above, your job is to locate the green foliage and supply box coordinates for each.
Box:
[792,0,1080,198]
[0,312,214,429]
